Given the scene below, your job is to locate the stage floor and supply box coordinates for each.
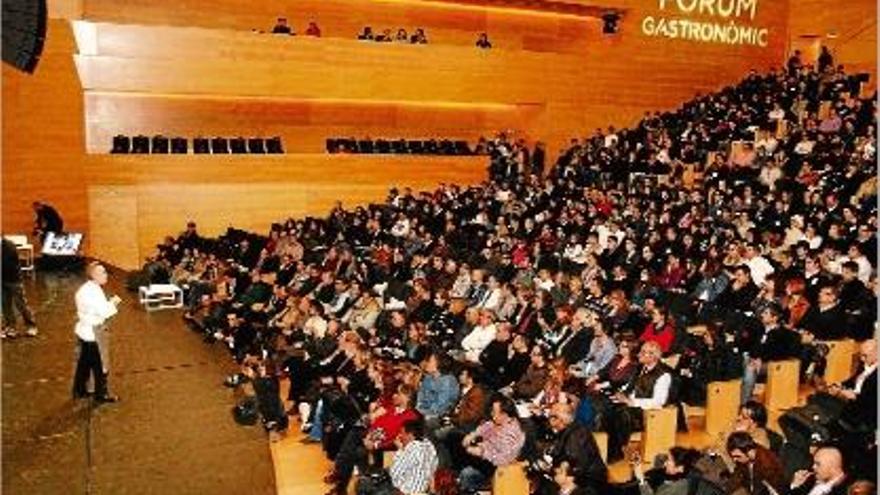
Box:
[1,269,276,494]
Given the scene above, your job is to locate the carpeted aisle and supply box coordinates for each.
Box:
[2,269,276,495]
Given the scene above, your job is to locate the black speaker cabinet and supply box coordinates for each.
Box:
[1,0,47,73]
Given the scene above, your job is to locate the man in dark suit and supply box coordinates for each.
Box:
[838,261,876,341]
[828,339,877,431]
[530,142,546,177]
[800,285,847,340]
[741,304,801,403]
[555,308,593,365]
[533,402,606,495]
[271,17,292,34]
[532,403,608,495]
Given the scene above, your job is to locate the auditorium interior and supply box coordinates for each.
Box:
[1,0,878,494]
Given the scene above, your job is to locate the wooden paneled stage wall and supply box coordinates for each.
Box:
[4,0,799,269]
[2,21,88,244]
[72,10,790,158]
[85,155,487,269]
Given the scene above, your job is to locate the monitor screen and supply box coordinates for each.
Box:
[41,232,83,256]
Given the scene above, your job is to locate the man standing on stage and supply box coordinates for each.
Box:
[72,262,120,403]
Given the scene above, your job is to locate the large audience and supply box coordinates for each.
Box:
[139,54,877,495]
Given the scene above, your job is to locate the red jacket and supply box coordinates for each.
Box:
[369,407,419,450]
[639,321,676,354]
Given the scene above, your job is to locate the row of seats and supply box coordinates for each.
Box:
[326,137,474,155]
[110,135,285,154]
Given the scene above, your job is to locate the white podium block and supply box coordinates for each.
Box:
[138,284,184,311]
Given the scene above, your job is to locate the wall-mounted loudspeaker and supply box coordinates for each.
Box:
[2,0,47,73]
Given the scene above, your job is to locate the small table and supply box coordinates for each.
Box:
[138,284,183,311]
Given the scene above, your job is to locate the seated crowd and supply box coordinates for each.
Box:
[266,18,491,48]
[358,26,429,44]
[269,17,322,37]
[139,55,877,495]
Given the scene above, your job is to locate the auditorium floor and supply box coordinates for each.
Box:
[1,269,276,495]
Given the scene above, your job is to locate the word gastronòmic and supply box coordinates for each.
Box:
[641,0,769,48]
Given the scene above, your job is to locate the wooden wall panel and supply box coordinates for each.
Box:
[88,186,139,269]
[49,0,83,19]
[83,155,487,265]
[82,0,598,53]
[6,1,796,269]
[83,154,486,185]
[74,18,786,158]
[83,92,528,153]
[1,21,88,244]
[788,0,877,80]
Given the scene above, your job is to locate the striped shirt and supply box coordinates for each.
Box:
[389,439,438,494]
[474,418,525,466]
